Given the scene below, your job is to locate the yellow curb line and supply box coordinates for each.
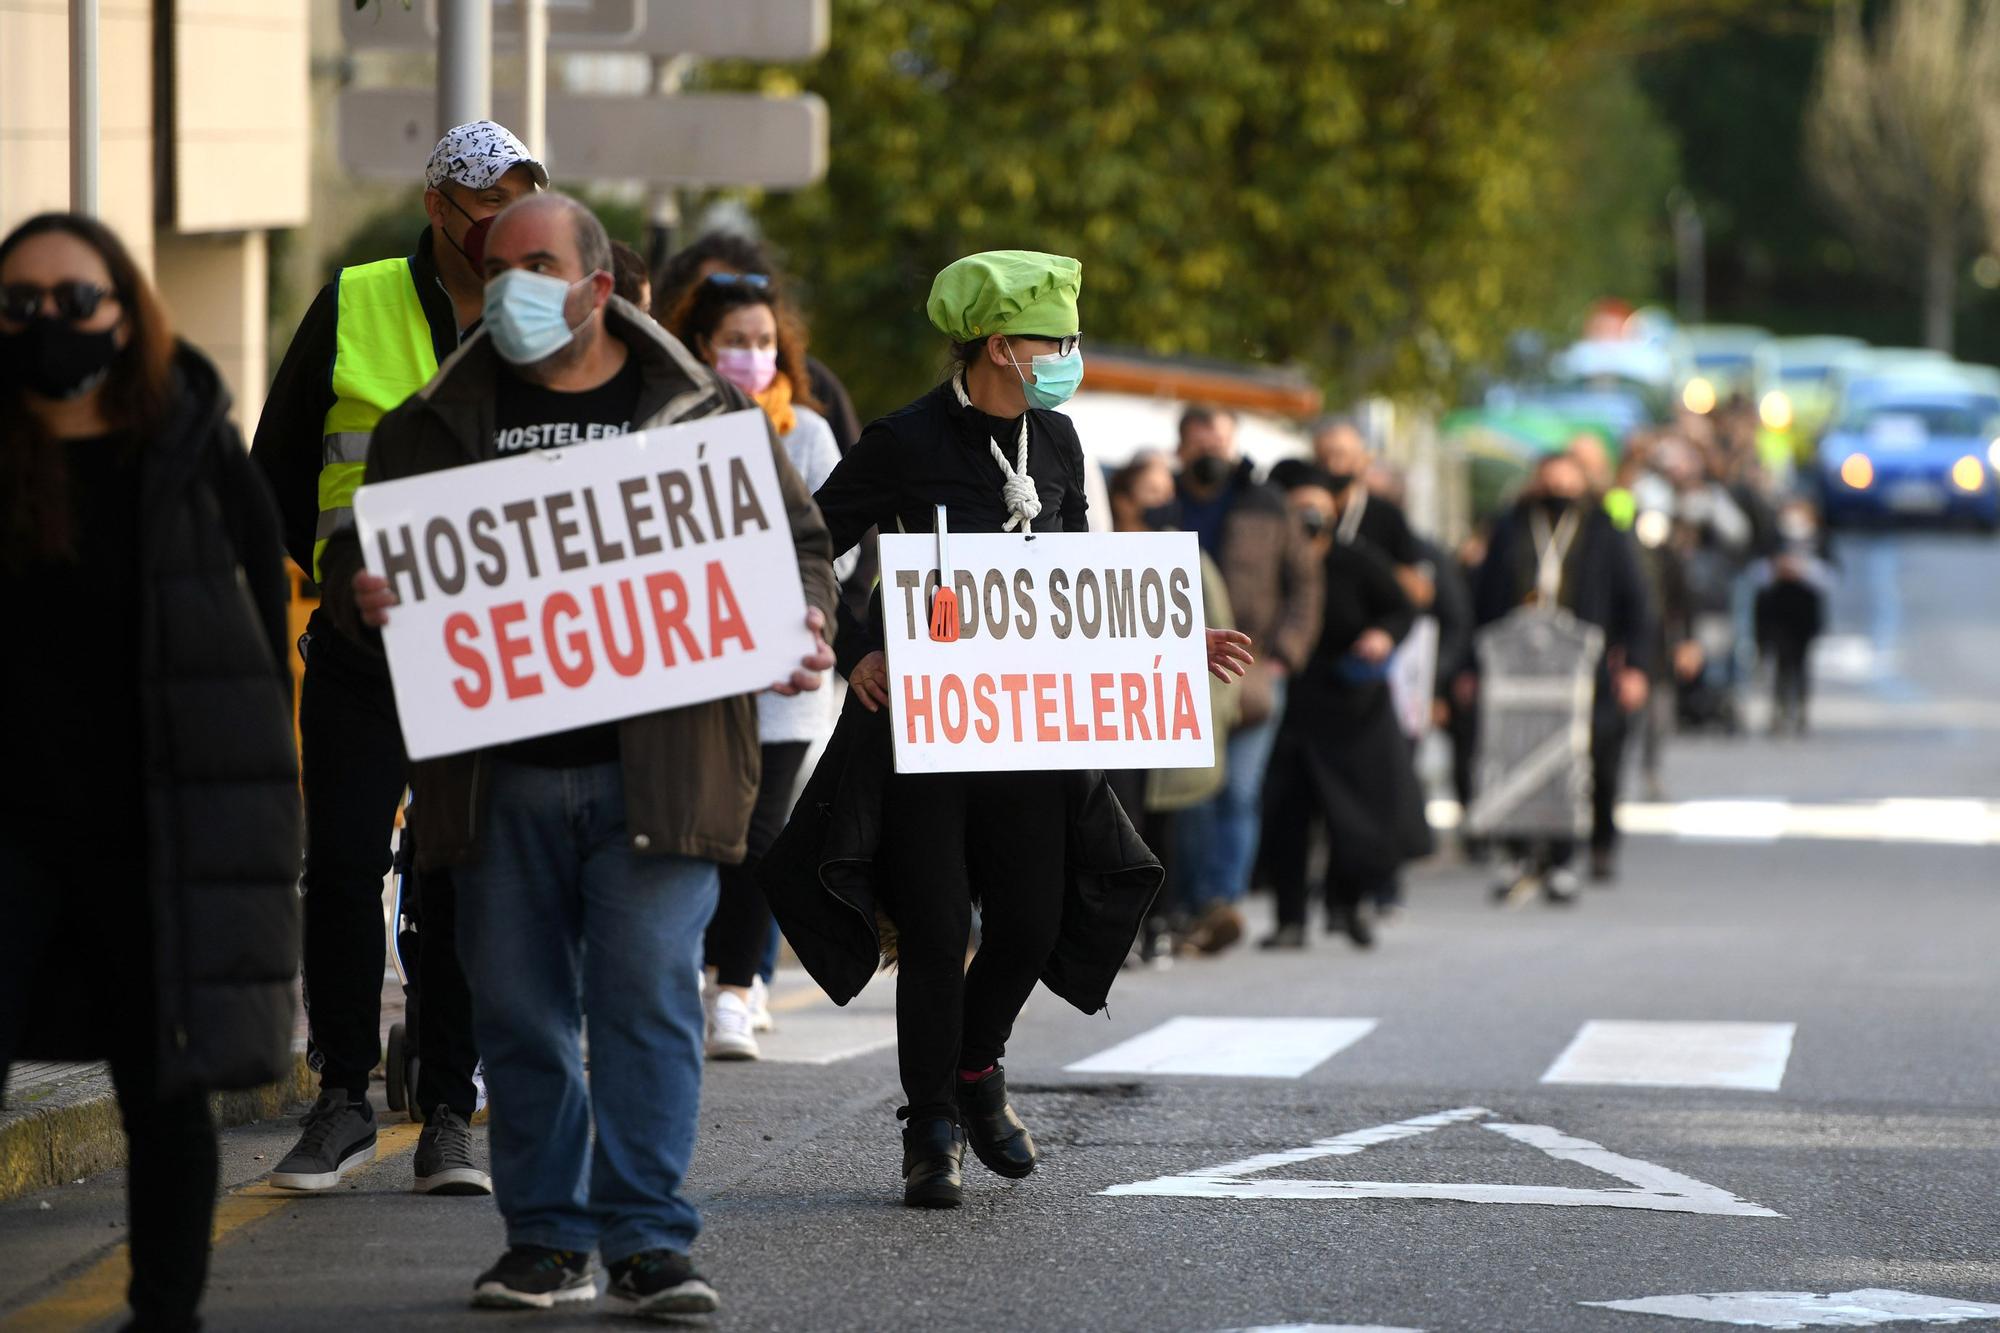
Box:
[1,1121,424,1332]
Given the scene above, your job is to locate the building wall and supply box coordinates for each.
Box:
[0,0,307,425]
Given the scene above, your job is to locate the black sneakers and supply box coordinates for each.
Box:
[901,1116,966,1208]
[269,1091,377,1191]
[606,1249,721,1318]
[953,1069,1038,1179]
[412,1104,492,1196]
[471,1246,596,1310]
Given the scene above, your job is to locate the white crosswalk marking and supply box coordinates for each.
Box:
[1065,1017,1378,1079]
[1541,1021,1796,1091]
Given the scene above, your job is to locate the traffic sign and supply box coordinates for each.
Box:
[339,88,827,188]
[341,0,830,60]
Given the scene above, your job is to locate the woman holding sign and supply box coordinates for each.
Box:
[764,251,1252,1210]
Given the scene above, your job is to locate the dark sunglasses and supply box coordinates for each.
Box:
[1,280,118,325]
[1012,332,1082,357]
[704,272,771,289]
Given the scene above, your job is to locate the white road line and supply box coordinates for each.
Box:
[1541,1021,1796,1092]
[1064,1017,1378,1080]
[1584,1288,2000,1326]
[1427,798,2000,846]
[1103,1105,1781,1217]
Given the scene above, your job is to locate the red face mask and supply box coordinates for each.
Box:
[440,189,495,271]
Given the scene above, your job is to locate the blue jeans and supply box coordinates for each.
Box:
[1176,677,1286,910]
[456,760,717,1263]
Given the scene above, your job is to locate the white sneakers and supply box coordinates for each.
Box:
[704,989,760,1061]
[748,976,775,1034]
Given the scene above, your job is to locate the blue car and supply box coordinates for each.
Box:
[1819,392,2000,530]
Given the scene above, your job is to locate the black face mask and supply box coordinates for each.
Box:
[1187,455,1232,488]
[1140,499,1183,532]
[1537,494,1576,516]
[1299,509,1329,539]
[1323,471,1356,491]
[0,316,121,401]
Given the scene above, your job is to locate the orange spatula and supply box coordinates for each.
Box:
[928,504,960,642]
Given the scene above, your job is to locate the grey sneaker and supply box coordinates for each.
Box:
[413,1104,492,1195]
[269,1091,377,1191]
[605,1249,719,1317]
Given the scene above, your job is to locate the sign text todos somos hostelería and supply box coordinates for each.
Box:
[880,530,1215,773]
[353,410,812,761]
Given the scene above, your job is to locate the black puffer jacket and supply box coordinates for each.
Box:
[139,348,302,1094]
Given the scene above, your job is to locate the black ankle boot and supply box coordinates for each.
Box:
[953,1067,1038,1179]
[901,1116,965,1208]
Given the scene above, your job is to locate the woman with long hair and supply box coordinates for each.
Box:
[762,251,1251,1208]
[0,213,300,1330]
[668,274,854,1060]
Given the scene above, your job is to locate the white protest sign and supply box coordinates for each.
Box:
[1388,615,1439,740]
[354,409,810,761]
[879,530,1214,773]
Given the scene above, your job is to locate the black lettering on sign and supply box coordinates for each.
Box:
[546,492,588,572]
[1048,569,1072,639]
[727,457,771,534]
[1140,568,1166,637]
[425,517,466,595]
[1169,567,1194,637]
[1075,568,1102,638]
[1012,569,1037,639]
[1107,568,1136,638]
[982,570,1009,640]
[468,508,506,586]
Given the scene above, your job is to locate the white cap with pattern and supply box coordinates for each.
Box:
[424,120,550,191]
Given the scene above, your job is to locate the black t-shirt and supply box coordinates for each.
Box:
[1,432,144,844]
[491,354,643,767]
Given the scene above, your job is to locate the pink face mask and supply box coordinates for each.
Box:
[715,346,779,395]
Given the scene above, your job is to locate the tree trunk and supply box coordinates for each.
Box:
[1923,217,1956,354]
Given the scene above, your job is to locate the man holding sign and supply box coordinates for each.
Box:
[320,195,837,1317]
[763,251,1251,1213]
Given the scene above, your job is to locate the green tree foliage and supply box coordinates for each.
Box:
[705,1,1714,415]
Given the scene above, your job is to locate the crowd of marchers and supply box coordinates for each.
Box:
[0,113,1828,1330]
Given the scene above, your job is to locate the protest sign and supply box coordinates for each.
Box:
[879,530,1214,773]
[353,408,810,761]
[1388,615,1440,740]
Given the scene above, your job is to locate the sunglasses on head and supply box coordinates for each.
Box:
[1,280,118,325]
[704,272,771,289]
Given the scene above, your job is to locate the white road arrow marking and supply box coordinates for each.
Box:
[1584,1288,2000,1326]
[1102,1105,1781,1217]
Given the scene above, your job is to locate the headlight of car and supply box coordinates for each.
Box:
[1839,453,1874,490]
[1952,455,1986,492]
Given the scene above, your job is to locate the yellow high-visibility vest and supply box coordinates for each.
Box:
[314,257,440,580]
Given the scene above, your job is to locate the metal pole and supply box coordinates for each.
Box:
[436,0,492,135]
[521,0,548,167]
[1673,196,1706,325]
[68,0,99,215]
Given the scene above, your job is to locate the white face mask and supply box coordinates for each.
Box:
[485,268,591,366]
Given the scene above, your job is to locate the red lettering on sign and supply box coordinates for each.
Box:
[1090,672,1117,741]
[1033,674,1060,742]
[705,559,755,656]
[1120,673,1151,741]
[939,673,969,743]
[592,582,646,677]
[491,601,543,700]
[445,612,490,708]
[972,673,1000,743]
[645,570,703,666]
[543,591,593,688]
[1000,673,1029,743]
[1061,675,1089,741]
[1171,671,1202,740]
[903,674,935,745]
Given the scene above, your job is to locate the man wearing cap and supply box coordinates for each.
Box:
[773,250,1251,1209]
[251,120,546,1196]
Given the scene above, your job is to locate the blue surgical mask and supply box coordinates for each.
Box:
[1008,340,1084,410]
[484,268,586,366]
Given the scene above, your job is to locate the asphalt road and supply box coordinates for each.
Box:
[6,531,1999,1333]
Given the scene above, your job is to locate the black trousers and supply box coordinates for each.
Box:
[1262,753,1383,929]
[704,740,810,987]
[300,625,479,1116]
[1590,706,1628,856]
[880,769,1066,1123]
[1,833,217,1332]
[1770,633,1812,723]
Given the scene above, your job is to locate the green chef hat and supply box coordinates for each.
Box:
[927,250,1082,342]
